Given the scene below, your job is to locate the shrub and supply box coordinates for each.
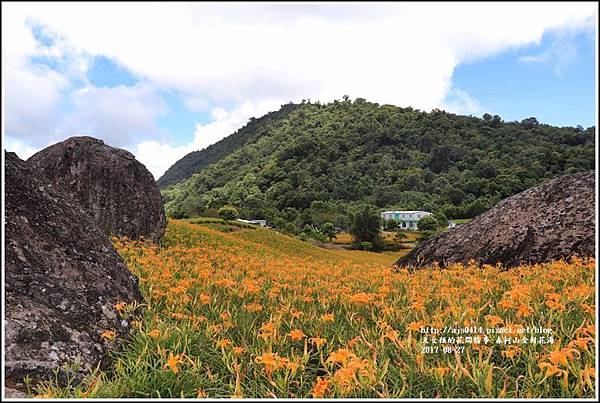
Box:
[394,231,408,242]
[433,212,449,228]
[320,222,337,242]
[349,204,384,252]
[218,206,239,221]
[383,218,399,231]
[417,215,438,231]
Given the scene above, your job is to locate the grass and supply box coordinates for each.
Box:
[31,220,596,398]
[188,217,258,230]
[452,218,472,225]
[332,231,418,253]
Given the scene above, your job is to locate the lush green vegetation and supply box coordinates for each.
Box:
[188,217,257,230]
[161,98,595,233]
[218,206,239,221]
[157,104,301,188]
[349,204,384,251]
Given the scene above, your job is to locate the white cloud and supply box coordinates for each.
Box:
[4,57,68,146]
[130,140,190,182]
[442,88,482,116]
[2,2,597,178]
[132,99,283,178]
[58,83,167,146]
[4,136,41,160]
[2,8,69,147]
[518,20,596,75]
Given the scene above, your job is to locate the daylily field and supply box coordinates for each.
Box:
[34,220,596,398]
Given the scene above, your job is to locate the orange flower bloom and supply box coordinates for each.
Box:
[484,315,503,327]
[348,292,375,304]
[407,321,424,332]
[254,352,287,376]
[101,329,116,339]
[312,377,330,398]
[501,346,520,359]
[166,353,183,374]
[326,348,356,365]
[244,303,263,313]
[516,304,533,318]
[199,293,211,305]
[309,337,327,349]
[216,339,232,348]
[548,348,578,367]
[568,337,592,351]
[232,346,246,355]
[288,329,306,341]
[539,362,565,378]
[321,313,335,322]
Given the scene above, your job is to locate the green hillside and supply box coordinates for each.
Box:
[161,98,595,228]
[157,103,300,188]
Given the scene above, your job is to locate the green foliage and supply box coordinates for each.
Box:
[217,206,239,221]
[432,212,449,228]
[349,204,383,252]
[299,224,328,243]
[320,222,337,242]
[157,104,300,188]
[383,218,399,231]
[167,206,189,219]
[161,99,595,227]
[188,217,257,230]
[394,231,408,242]
[417,215,438,231]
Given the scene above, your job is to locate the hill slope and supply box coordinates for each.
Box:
[157,103,300,188]
[34,219,596,397]
[161,98,595,225]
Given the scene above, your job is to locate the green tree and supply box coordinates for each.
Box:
[349,204,384,252]
[218,205,239,221]
[417,215,438,231]
[320,222,337,242]
[433,212,449,228]
[383,218,399,231]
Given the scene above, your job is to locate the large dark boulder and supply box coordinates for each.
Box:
[394,171,595,270]
[4,151,142,390]
[28,136,166,243]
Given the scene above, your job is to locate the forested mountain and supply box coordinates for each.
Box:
[161,98,595,230]
[157,103,300,188]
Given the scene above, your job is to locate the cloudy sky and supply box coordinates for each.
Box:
[2,2,597,179]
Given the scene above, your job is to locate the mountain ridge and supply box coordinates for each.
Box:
[160,98,595,227]
[157,103,300,188]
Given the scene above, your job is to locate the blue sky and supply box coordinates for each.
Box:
[83,26,597,144]
[449,27,596,128]
[88,57,215,146]
[3,3,597,178]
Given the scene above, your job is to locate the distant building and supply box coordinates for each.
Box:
[380,210,432,231]
[236,218,267,227]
